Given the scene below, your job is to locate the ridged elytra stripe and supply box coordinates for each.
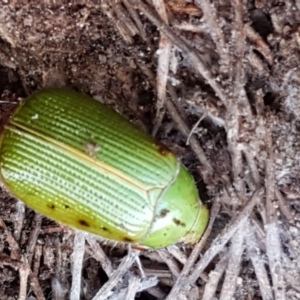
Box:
[7,123,153,191]
[11,89,179,187]
[0,125,155,237]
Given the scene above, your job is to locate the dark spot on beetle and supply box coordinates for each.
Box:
[173,218,186,227]
[101,226,110,233]
[123,237,133,242]
[154,141,172,156]
[164,233,167,236]
[47,204,55,210]
[78,219,90,227]
[64,205,70,209]
[159,209,170,218]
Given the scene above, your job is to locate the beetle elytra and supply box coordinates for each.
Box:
[0,88,208,248]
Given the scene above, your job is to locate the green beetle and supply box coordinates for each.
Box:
[0,89,208,249]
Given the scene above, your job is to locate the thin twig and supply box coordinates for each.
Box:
[32,244,42,277]
[125,276,140,300]
[152,35,171,136]
[115,276,159,300]
[0,216,21,260]
[202,253,228,300]
[19,263,30,300]
[70,231,86,300]
[186,116,203,146]
[246,222,273,300]
[242,148,261,186]
[167,245,187,265]
[1,253,45,299]
[115,1,139,37]
[100,0,134,43]
[232,0,253,118]
[151,0,171,136]
[219,227,244,300]
[0,217,45,299]
[152,0,168,23]
[13,201,25,242]
[275,187,295,222]
[265,222,286,300]
[264,129,286,300]
[225,0,248,196]
[122,0,147,40]
[86,236,114,275]
[158,250,180,278]
[29,272,46,300]
[52,237,69,299]
[26,213,43,266]
[166,86,213,175]
[92,250,140,300]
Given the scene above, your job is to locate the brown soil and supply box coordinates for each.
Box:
[0,1,299,299]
